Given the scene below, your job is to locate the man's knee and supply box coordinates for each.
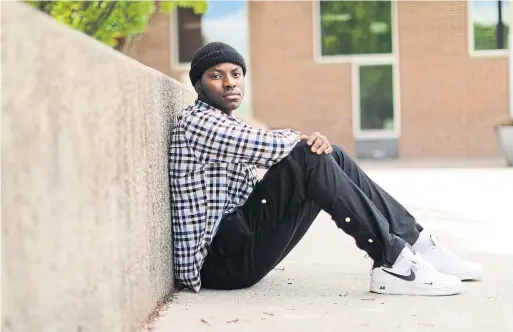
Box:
[331,144,344,153]
[329,144,352,167]
[292,140,337,155]
[293,141,345,154]
[289,140,329,165]
[290,140,346,166]
[292,140,310,152]
[288,140,312,161]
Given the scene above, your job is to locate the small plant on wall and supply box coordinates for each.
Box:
[496,116,513,167]
[498,118,513,126]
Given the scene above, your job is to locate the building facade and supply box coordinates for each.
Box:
[134,0,510,159]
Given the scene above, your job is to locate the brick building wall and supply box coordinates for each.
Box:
[132,12,189,84]
[133,1,509,159]
[398,1,508,158]
[249,0,509,158]
[249,1,355,154]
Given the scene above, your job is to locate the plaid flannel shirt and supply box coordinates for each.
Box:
[169,100,300,292]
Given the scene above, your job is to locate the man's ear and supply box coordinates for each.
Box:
[194,80,202,94]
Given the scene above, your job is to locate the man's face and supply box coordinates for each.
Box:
[195,62,245,114]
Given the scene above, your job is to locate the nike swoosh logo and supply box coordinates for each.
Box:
[383,269,416,281]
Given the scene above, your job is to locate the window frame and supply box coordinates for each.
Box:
[171,8,199,71]
[467,0,510,57]
[313,0,398,63]
[351,59,401,139]
[313,0,401,139]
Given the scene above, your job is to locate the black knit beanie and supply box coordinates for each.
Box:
[189,42,247,85]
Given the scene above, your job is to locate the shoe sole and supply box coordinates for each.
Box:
[369,281,464,296]
[451,271,484,281]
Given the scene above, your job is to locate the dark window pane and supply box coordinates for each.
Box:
[319,0,392,56]
[177,7,204,63]
[359,65,394,131]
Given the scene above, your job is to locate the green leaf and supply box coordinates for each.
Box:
[24,0,208,49]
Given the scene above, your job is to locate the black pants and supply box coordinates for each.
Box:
[200,141,423,290]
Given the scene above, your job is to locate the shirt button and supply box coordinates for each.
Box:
[261,199,267,204]
[345,217,351,222]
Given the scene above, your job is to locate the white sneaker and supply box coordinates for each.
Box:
[418,234,484,281]
[370,246,464,296]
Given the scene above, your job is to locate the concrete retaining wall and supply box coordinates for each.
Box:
[1,3,195,331]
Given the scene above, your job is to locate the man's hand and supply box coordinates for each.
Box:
[300,132,333,154]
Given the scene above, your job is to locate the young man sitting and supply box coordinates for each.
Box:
[169,42,483,296]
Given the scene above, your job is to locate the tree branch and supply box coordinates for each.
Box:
[85,1,117,37]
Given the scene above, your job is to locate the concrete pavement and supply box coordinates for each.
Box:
[148,165,513,332]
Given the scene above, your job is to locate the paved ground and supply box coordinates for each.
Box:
[150,163,513,332]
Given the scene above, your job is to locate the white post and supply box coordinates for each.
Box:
[509,2,513,117]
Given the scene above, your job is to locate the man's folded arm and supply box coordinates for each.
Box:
[184,110,300,167]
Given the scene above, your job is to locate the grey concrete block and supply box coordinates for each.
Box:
[355,138,399,160]
[1,2,195,332]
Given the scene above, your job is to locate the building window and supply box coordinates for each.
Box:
[358,64,395,131]
[469,0,510,53]
[319,0,392,57]
[315,1,399,138]
[176,7,204,64]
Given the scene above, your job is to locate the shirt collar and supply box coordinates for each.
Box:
[194,99,211,110]
[193,99,241,122]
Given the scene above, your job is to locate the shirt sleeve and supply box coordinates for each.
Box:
[183,109,300,167]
